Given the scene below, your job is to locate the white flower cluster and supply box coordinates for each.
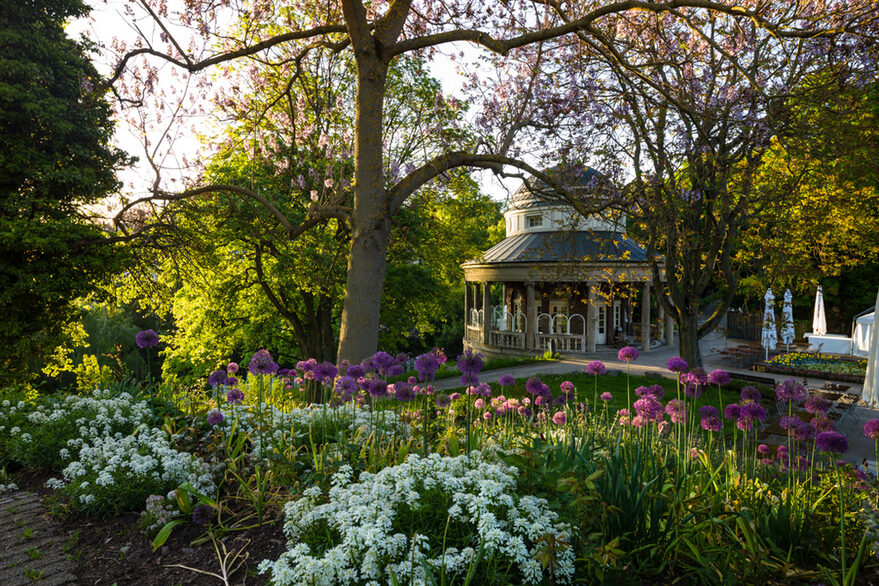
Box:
[259,452,574,585]
[48,425,215,507]
[0,483,19,493]
[219,404,410,458]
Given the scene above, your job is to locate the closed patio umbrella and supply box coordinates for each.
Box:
[812,285,827,336]
[781,289,795,353]
[762,288,777,361]
[864,288,879,407]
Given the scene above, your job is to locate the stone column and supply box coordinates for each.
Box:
[657,302,666,343]
[641,281,652,352]
[463,280,469,337]
[526,282,536,350]
[586,283,597,353]
[482,281,491,345]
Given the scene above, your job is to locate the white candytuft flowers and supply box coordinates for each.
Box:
[259,451,574,585]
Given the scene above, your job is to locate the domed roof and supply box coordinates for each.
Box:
[510,165,603,210]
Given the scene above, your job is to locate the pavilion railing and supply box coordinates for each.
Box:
[465,325,483,344]
[490,330,525,349]
[538,334,585,353]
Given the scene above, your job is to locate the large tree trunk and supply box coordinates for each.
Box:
[677,312,703,369]
[337,57,390,363]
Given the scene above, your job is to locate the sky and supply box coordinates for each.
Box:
[69,3,521,210]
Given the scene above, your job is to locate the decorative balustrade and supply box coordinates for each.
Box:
[538,334,585,352]
[490,330,525,349]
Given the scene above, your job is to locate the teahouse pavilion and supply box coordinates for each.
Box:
[461,166,673,358]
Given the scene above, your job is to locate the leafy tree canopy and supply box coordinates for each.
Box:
[0,0,131,383]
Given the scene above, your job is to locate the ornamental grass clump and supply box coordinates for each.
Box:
[259,452,574,585]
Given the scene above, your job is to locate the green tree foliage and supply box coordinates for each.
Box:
[0,0,130,383]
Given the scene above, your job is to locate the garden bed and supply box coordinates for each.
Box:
[755,352,867,383]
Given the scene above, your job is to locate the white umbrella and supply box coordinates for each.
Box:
[781,289,795,352]
[812,285,827,336]
[761,288,778,361]
[864,288,879,407]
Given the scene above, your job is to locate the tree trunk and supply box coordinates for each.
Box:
[336,58,390,363]
[677,312,703,368]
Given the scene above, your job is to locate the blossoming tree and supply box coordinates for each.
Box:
[101,0,877,362]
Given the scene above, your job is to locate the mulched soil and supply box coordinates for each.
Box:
[13,471,287,586]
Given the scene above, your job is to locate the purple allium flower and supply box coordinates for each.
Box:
[192,504,214,526]
[757,444,770,455]
[682,368,708,386]
[226,388,244,404]
[346,364,365,379]
[457,350,484,378]
[525,377,544,395]
[414,352,440,382]
[795,421,816,441]
[371,351,395,374]
[701,415,722,432]
[431,347,448,365]
[367,379,388,398]
[226,362,239,374]
[780,415,803,430]
[560,381,575,395]
[207,409,224,426]
[224,377,238,387]
[297,358,317,376]
[740,386,762,402]
[707,369,730,386]
[135,329,159,349]
[517,406,529,416]
[665,399,686,424]
[334,376,357,399]
[634,396,664,422]
[208,369,227,387]
[534,395,549,407]
[865,419,879,440]
[249,349,279,376]
[498,374,515,387]
[805,396,830,415]
[684,383,703,399]
[394,381,416,402]
[617,408,631,425]
[600,392,613,402]
[699,405,720,418]
[666,356,688,373]
[816,431,849,454]
[723,404,741,421]
[635,385,650,397]
[740,402,767,423]
[475,382,492,398]
[586,360,607,375]
[436,394,451,408]
[812,416,835,432]
[388,363,405,377]
[618,346,638,362]
[449,392,461,401]
[395,352,409,365]
[775,379,807,403]
[647,384,665,400]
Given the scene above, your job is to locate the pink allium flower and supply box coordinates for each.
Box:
[600,392,613,402]
[864,419,879,440]
[618,346,638,362]
[586,360,607,375]
[552,411,567,425]
[226,362,239,374]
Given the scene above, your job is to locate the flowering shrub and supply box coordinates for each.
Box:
[0,390,151,470]
[259,452,574,585]
[46,425,216,515]
[765,352,867,377]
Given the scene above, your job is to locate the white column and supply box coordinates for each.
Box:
[526,282,536,350]
[641,282,652,352]
[586,283,597,353]
[482,281,491,345]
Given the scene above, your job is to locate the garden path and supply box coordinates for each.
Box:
[0,491,77,586]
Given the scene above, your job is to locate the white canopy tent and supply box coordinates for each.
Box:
[854,311,874,357]
[863,290,879,408]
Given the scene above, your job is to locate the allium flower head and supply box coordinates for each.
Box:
[699,405,719,418]
[414,352,440,382]
[482,411,492,421]
[226,388,244,404]
[865,419,879,440]
[812,416,835,432]
[600,392,613,402]
[207,409,224,426]
[208,369,226,387]
[757,444,770,455]
[682,368,708,386]
[780,415,803,430]
[367,379,388,398]
[346,364,365,379]
[334,376,358,399]
[794,421,816,441]
[371,351,395,374]
[740,386,761,402]
[701,415,722,432]
[805,396,830,415]
[249,349,279,376]
[684,382,703,399]
[635,385,650,397]
[435,394,451,408]
[456,350,484,378]
[192,504,214,526]
[135,329,159,349]
[740,402,767,423]
[224,377,238,387]
[560,380,575,395]
[498,374,515,387]
[226,362,239,374]
[724,404,741,421]
[647,384,665,400]
[665,399,686,424]
[586,360,607,375]
[394,381,416,402]
[816,431,849,454]
[707,369,730,386]
[525,377,544,395]
[618,346,638,362]
[775,379,807,403]
[634,396,663,421]
[666,356,688,372]
[449,392,461,401]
